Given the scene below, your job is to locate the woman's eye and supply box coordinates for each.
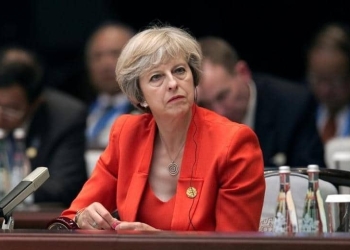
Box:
[148,74,163,87]
[150,74,161,82]
[175,67,186,74]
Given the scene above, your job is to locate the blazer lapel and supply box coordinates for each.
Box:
[172,105,204,230]
[122,119,156,221]
[172,178,203,230]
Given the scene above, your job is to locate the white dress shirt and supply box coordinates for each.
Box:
[242,80,257,129]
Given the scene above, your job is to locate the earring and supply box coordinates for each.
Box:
[140,101,148,108]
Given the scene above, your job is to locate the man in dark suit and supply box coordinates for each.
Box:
[0,46,88,206]
[84,21,140,149]
[305,22,350,143]
[197,37,325,168]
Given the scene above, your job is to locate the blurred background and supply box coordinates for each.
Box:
[1,0,349,99]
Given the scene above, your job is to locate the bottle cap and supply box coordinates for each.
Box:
[13,128,26,139]
[279,165,291,173]
[307,164,320,172]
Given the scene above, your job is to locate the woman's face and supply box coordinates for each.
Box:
[139,57,195,118]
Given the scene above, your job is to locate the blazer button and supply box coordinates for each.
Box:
[186,187,197,198]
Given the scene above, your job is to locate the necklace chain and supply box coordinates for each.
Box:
[159,133,185,176]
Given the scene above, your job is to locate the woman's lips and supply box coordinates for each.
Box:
[168,95,184,103]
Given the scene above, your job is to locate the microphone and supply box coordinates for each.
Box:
[0,167,49,219]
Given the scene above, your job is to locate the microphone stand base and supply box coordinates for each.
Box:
[1,216,14,230]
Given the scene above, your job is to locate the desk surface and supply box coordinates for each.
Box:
[1,230,350,250]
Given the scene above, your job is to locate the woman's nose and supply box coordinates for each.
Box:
[166,75,178,90]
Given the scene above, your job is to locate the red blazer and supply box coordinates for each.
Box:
[62,105,265,232]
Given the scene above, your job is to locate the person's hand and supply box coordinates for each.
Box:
[114,221,160,231]
[76,202,120,230]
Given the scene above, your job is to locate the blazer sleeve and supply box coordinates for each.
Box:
[61,115,129,219]
[216,125,266,231]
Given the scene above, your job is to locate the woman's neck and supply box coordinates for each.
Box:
[155,109,192,151]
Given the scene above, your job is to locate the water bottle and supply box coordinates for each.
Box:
[11,128,33,205]
[0,128,11,200]
[300,164,327,233]
[273,166,299,233]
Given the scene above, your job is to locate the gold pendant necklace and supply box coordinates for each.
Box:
[159,134,185,176]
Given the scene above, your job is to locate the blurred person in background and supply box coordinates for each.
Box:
[0,46,88,207]
[305,22,350,144]
[197,37,325,168]
[84,21,140,149]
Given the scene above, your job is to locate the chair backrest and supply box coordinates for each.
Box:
[324,137,350,194]
[259,170,338,232]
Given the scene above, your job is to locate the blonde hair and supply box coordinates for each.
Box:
[115,25,202,110]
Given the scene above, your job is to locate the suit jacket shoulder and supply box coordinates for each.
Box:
[27,87,88,206]
[253,73,324,167]
[44,88,88,124]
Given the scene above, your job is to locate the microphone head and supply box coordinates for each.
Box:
[0,167,49,218]
[23,167,50,190]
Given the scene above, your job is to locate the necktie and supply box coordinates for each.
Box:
[322,114,336,143]
[90,105,115,139]
[5,132,15,168]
